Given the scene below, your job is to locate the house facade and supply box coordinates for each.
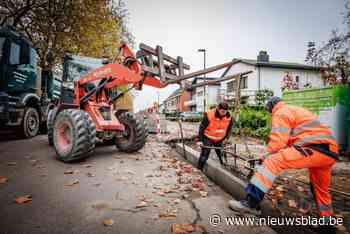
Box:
[184,77,221,112]
[219,51,324,104]
[163,88,190,113]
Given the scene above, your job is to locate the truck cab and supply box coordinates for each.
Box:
[0,26,59,138]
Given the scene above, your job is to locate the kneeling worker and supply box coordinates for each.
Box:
[229,97,338,232]
[197,102,233,170]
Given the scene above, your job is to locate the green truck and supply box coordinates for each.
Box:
[0,26,61,138]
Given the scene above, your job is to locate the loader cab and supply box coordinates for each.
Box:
[61,54,107,104]
[0,26,38,94]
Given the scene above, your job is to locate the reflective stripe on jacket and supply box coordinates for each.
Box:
[204,109,232,142]
[267,101,338,154]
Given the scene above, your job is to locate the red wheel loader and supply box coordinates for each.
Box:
[48,42,241,162]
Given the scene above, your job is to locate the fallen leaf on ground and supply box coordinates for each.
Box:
[297,186,307,193]
[191,177,205,191]
[139,196,153,203]
[103,219,114,226]
[270,198,278,208]
[115,176,128,181]
[171,224,196,234]
[171,198,181,204]
[156,191,166,196]
[65,179,79,186]
[199,191,208,197]
[176,170,183,176]
[126,170,135,175]
[288,199,298,208]
[86,172,95,177]
[161,187,176,194]
[182,165,193,173]
[64,170,74,174]
[136,201,148,208]
[178,176,191,184]
[159,209,177,218]
[15,195,32,204]
[298,207,310,215]
[0,176,8,184]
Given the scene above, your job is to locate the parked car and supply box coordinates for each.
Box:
[180,112,203,122]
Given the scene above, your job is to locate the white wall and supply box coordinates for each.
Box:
[207,85,220,107]
[260,68,323,97]
[221,62,324,99]
[195,85,220,112]
[221,63,257,93]
[196,86,204,112]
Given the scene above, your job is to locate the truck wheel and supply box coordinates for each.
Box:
[20,107,40,138]
[47,107,58,146]
[53,109,96,162]
[115,112,147,153]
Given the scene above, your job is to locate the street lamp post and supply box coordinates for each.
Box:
[198,49,206,112]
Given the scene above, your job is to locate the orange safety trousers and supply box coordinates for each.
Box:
[250,146,336,217]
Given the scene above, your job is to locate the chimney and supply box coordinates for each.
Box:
[257,51,269,63]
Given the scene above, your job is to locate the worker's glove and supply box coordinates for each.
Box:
[223,139,230,145]
[195,136,202,144]
[258,152,272,163]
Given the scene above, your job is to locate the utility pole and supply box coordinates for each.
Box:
[198,49,206,112]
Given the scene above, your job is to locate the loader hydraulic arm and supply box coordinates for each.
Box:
[75,43,246,106]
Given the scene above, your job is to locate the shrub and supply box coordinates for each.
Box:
[232,105,271,141]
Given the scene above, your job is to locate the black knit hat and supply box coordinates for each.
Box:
[218,102,229,110]
[265,96,282,113]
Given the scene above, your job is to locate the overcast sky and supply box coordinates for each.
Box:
[125,0,346,111]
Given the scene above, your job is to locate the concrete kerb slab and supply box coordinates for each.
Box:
[175,143,277,215]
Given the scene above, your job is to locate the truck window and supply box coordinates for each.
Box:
[0,37,5,60]
[9,42,20,65]
[29,48,37,67]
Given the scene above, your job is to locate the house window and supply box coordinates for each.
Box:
[227,76,247,92]
[241,76,248,89]
[227,81,234,93]
[295,75,300,88]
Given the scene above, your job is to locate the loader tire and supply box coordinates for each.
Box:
[82,111,96,154]
[115,112,147,153]
[47,107,58,146]
[53,109,96,162]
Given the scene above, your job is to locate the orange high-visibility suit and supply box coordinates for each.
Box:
[250,101,338,217]
[204,109,232,142]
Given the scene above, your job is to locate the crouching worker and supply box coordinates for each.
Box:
[197,102,233,170]
[229,97,338,233]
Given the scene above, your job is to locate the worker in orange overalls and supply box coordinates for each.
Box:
[229,97,338,232]
[197,102,233,170]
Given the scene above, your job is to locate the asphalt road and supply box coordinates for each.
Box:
[0,133,275,234]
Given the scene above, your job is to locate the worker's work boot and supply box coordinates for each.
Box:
[228,199,261,215]
[197,160,205,171]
